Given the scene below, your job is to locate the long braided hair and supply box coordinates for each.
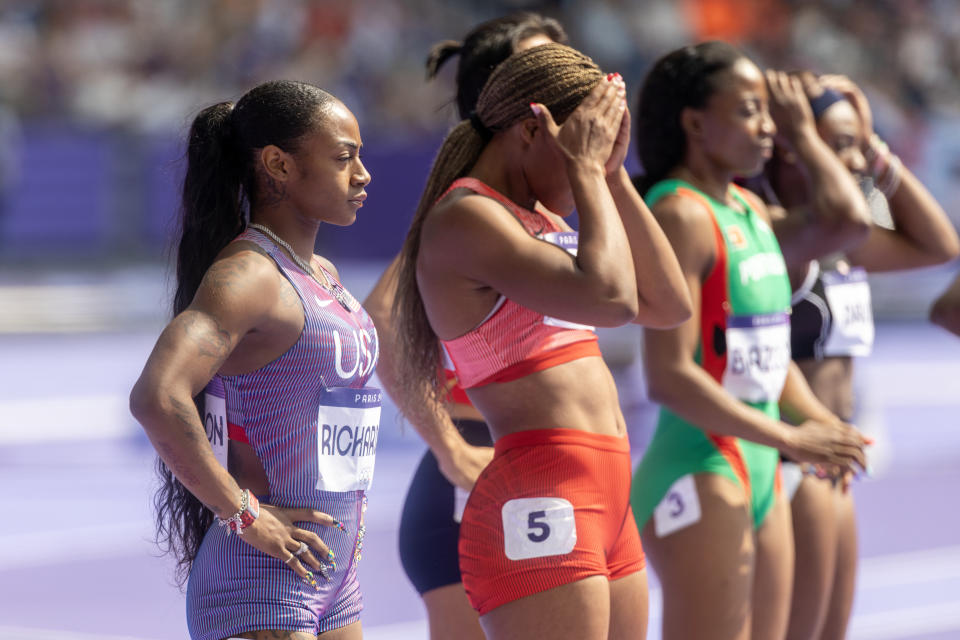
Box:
[159,80,336,586]
[635,41,744,195]
[394,43,602,408]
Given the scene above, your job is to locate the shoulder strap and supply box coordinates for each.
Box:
[442,177,561,234]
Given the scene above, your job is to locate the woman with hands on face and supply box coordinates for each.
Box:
[395,43,690,640]
[363,13,569,640]
[758,69,959,640]
[628,42,870,640]
[130,80,377,640]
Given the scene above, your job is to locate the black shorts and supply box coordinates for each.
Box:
[398,419,491,595]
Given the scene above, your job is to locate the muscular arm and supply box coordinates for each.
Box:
[767,128,870,268]
[607,165,692,328]
[130,249,281,517]
[778,360,837,425]
[765,70,871,268]
[421,81,640,331]
[847,165,960,271]
[814,74,959,271]
[421,177,637,331]
[363,255,491,490]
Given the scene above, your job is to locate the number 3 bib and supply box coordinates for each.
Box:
[315,387,381,492]
[723,312,791,403]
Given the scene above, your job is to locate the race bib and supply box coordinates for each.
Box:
[653,474,702,537]
[822,267,874,357]
[203,379,228,469]
[501,497,577,561]
[723,312,791,403]
[316,387,381,492]
[541,231,595,331]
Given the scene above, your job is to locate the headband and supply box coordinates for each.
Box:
[809,87,846,121]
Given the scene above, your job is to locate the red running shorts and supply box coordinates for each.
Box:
[459,427,645,615]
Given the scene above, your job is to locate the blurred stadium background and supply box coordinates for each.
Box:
[0,1,958,638]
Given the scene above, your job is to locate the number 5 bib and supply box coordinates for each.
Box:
[316,387,381,492]
[723,312,791,403]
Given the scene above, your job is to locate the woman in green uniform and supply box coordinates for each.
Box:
[629,42,868,640]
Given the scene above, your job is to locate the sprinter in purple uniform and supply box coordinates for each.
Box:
[130,79,377,640]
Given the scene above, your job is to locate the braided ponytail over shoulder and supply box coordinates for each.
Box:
[395,43,602,408]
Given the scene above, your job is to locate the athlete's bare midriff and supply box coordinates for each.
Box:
[448,402,486,422]
[464,355,626,441]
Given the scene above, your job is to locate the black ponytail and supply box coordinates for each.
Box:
[159,79,337,586]
[174,102,243,315]
[425,12,568,120]
[426,39,463,81]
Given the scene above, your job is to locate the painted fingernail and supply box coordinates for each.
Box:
[864,436,875,445]
[332,519,348,533]
[327,550,335,561]
[529,103,542,116]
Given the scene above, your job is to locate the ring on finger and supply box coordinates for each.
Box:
[283,553,295,565]
[294,541,308,557]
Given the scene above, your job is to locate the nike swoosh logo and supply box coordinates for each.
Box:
[315,297,334,307]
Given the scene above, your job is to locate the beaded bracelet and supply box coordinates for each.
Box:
[864,133,890,180]
[217,488,260,535]
[877,154,903,199]
[865,133,902,199]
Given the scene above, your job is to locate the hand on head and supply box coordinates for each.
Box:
[530,73,626,172]
[604,75,632,176]
[765,69,816,150]
[818,73,874,143]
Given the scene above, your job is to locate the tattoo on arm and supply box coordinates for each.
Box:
[156,441,202,487]
[279,279,301,308]
[180,311,232,377]
[169,396,205,443]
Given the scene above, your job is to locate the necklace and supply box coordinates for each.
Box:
[248,223,355,312]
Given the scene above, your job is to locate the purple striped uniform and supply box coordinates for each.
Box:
[187,229,380,640]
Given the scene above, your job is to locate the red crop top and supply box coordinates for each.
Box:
[438,177,601,389]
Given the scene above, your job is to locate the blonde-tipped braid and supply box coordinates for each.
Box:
[394,43,603,409]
